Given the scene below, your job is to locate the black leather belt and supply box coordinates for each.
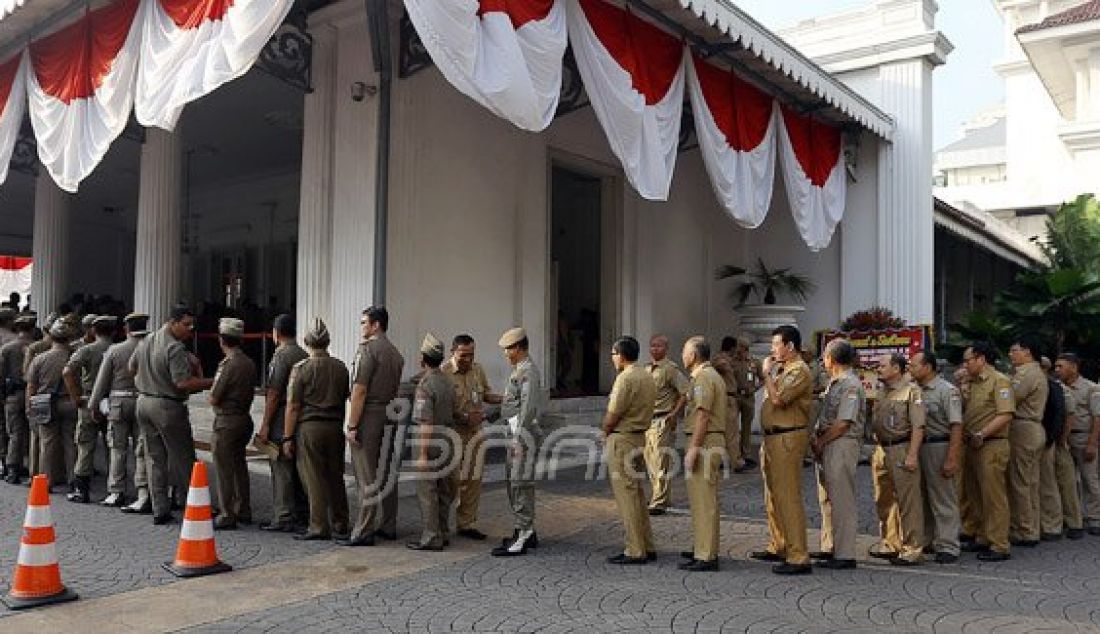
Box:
[612,430,646,435]
[1071,429,1090,434]
[878,436,911,448]
[764,426,805,436]
[138,392,186,403]
[923,434,951,444]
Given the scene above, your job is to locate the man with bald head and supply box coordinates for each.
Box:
[643,334,688,515]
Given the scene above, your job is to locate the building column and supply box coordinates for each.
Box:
[30,172,72,315]
[296,24,336,341]
[133,127,184,327]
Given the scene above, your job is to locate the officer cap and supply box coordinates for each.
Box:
[0,307,14,320]
[49,319,75,340]
[93,315,117,327]
[303,317,330,348]
[81,314,98,327]
[498,327,527,349]
[218,318,245,338]
[420,332,444,359]
[13,315,35,327]
[43,312,59,330]
[124,312,149,323]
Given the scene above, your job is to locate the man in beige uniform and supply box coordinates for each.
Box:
[911,351,964,563]
[442,334,501,541]
[1006,336,1048,547]
[750,325,814,575]
[0,307,14,476]
[209,318,257,529]
[1037,359,1074,541]
[644,334,688,515]
[870,353,926,566]
[407,334,457,551]
[731,338,762,470]
[2,315,34,484]
[64,315,114,503]
[23,312,56,479]
[809,339,864,570]
[1055,353,1100,537]
[678,336,726,572]
[603,336,657,565]
[25,319,78,490]
[343,306,404,546]
[712,338,742,470]
[959,342,1015,561]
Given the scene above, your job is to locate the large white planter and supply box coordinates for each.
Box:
[737,304,805,356]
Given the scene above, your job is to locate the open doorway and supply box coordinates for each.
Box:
[550,165,604,397]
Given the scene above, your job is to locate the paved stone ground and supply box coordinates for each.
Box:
[2,448,1100,632]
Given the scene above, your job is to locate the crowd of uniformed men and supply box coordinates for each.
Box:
[1,302,1098,571]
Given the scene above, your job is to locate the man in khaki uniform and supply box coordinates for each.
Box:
[750,325,814,575]
[343,306,404,546]
[870,353,926,566]
[24,312,56,479]
[407,333,457,551]
[283,318,351,540]
[677,336,725,572]
[90,312,148,508]
[257,314,309,532]
[1037,361,1075,541]
[209,318,257,530]
[911,351,964,563]
[1005,336,1048,547]
[0,307,15,476]
[442,334,501,540]
[959,342,1016,561]
[603,336,657,565]
[2,315,34,484]
[1055,353,1100,537]
[25,319,78,490]
[63,315,114,503]
[712,337,742,469]
[731,338,762,470]
[809,338,864,570]
[644,334,688,515]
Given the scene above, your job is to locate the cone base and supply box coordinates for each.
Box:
[2,586,78,610]
[162,560,232,578]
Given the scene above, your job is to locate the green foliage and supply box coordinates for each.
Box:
[942,311,1013,365]
[715,258,816,307]
[1034,194,1100,275]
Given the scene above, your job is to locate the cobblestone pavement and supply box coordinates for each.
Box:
[2,451,1100,632]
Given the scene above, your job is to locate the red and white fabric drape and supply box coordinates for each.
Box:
[26,0,143,193]
[403,0,567,132]
[686,52,776,228]
[0,53,27,185]
[566,0,684,201]
[777,105,846,251]
[136,0,294,130]
[0,256,33,300]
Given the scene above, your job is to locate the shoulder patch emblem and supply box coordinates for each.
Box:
[998,388,1011,400]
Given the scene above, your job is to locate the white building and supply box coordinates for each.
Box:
[0,0,957,393]
[935,0,1100,242]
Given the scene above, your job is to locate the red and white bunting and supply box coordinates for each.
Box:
[26,0,143,193]
[404,0,566,132]
[0,256,32,301]
[566,0,684,201]
[0,53,27,186]
[686,52,776,228]
[136,0,294,130]
[777,105,846,251]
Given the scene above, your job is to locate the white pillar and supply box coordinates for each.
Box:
[133,127,184,327]
[296,24,336,340]
[30,173,72,314]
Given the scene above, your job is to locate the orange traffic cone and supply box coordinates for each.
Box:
[163,462,232,578]
[3,475,78,609]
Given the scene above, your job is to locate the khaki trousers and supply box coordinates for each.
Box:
[761,428,809,565]
[38,401,77,488]
[608,432,654,558]
[1055,443,1082,531]
[28,414,40,476]
[724,397,740,467]
[872,443,925,561]
[136,396,195,518]
[414,444,455,546]
[73,406,101,479]
[211,414,253,523]
[737,396,755,460]
[685,433,723,561]
[920,441,961,556]
[106,397,145,494]
[506,431,538,532]
[453,423,485,531]
[296,420,350,537]
[0,399,6,464]
[815,436,859,560]
[960,439,1011,553]
[4,396,28,469]
[1038,443,1062,535]
[1069,433,1100,527]
[1008,419,1045,542]
[644,415,676,510]
[349,407,401,539]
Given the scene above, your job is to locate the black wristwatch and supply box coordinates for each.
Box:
[281,437,296,445]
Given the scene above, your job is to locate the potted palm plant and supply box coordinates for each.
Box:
[715,259,816,352]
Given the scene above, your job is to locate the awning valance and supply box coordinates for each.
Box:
[0,0,292,192]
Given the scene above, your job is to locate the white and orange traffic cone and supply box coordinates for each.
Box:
[3,475,78,609]
[163,462,232,578]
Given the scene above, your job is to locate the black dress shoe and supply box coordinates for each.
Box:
[1040,532,1062,542]
[889,557,921,567]
[4,470,22,485]
[680,550,695,559]
[337,535,376,547]
[1010,539,1038,548]
[678,559,718,572]
[647,507,666,516]
[750,551,784,563]
[809,551,834,561]
[772,563,812,575]
[295,532,331,541]
[501,531,539,549]
[406,540,445,551]
[491,542,528,557]
[213,516,238,530]
[815,558,856,570]
[742,457,758,468]
[260,522,297,533]
[100,493,126,507]
[976,550,1010,562]
[646,551,657,561]
[868,550,898,560]
[457,528,488,541]
[607,553,647,565]
[934,552,959,564]
[152,514,175,525]
[66,490,89,503]
[958,533,975,543]
[1066,528,1085,540]
[1088,527,1100,536]
[960,541,990,553]
[376,530,398,541]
